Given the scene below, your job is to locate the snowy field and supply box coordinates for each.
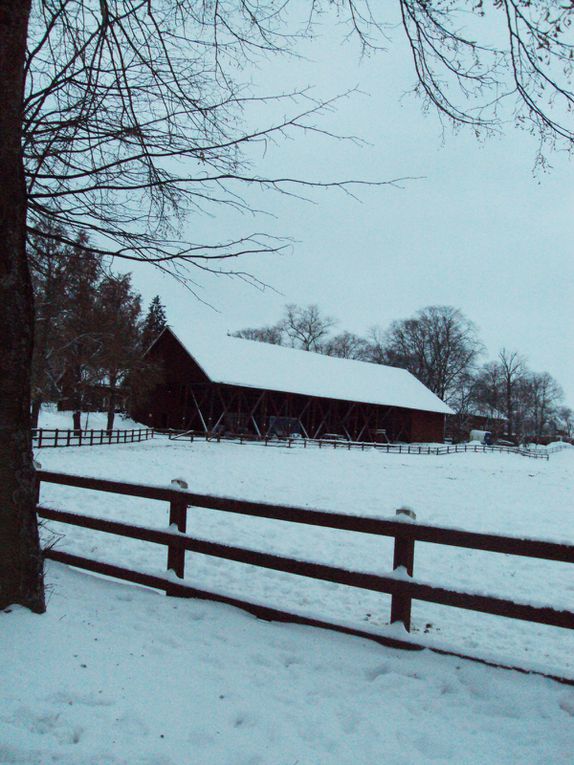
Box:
[2,434,573,763]
[34,436,574,674]
[37,407,145,432]
[2,563,573,765]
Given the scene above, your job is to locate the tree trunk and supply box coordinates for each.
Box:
[0,0,45,613]
[30,398,41,429]
[506,382,513,439]
[73,410,82,432]
[106,395,116,432]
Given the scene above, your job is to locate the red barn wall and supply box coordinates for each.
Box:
[134,330,447,443]
[409,411,445,443]
[133,331,209,428]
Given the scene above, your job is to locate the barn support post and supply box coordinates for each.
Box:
[166,478,189,596]
[261,390,269,435]
[312,399,330,439]
[355,405,371,442]
[248,390,266,436]
[390,507,417,631]
[340,401,356,440]
[190,389,208,432]
[296,398,311,438]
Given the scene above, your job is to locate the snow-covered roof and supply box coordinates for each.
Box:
[469,407,508,421]
[162,326,453,415]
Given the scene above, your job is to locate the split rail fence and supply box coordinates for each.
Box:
[167,430,554,460]
[36,469,574,683]
[33,428,154,448]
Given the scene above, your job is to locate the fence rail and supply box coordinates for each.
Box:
[36,469,574,682]
[32,428,154,448]
[166,429,553,459]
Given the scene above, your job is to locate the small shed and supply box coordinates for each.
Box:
[135,327,453,443]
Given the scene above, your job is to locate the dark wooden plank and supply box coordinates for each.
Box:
[391,511,416,630]
[167,483,188,595]
[38,471,177,501]
[37,470,574,563]
[38,506,574,629]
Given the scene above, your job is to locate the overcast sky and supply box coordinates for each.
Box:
[122,10,574,407]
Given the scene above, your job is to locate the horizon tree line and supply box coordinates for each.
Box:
[233,303,570,442]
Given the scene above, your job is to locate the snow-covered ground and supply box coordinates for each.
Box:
[38,406,144,432]
[35,435,574,676]
[2,434,573,763]
[2,562,573,765]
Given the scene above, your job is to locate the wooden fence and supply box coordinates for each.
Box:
[32,428,154,448]
[167,429,552,459]
[36,469,574,682]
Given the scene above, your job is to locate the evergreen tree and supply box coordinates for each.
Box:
[29,223,71,427]
[141,296,167,351]
[57,235,104,431]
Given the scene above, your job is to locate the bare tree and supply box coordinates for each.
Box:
[497,348,527,438]
[323,331,371,360]
[397,0,574,166]
[280,304,336,351]
[557,407,573,439]
[522,371,563,438]
[472,360,505,420]
[2,0,574,611]
[232,326,285,345]
[383,306,482,403]
[364,326,387,364]
[92,274,144,431]
[446,372,481,442]
[1,2,374,613]
[235,304,336,351]
[1,2,43,613]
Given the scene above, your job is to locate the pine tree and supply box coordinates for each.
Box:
[57,235,104,431]
[29,223,71,427]
[141,296,167,351]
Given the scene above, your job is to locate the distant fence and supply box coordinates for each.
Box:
[37,469,574,684]
[167,430,553,460]
[33,428,154,448]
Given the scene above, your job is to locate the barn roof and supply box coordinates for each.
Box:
[161,326,453,415]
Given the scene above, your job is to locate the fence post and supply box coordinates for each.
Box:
[390,507,417,631]
[166,478,189,596]
[33,459,42,507]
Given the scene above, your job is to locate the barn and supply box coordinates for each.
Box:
[135,326,453,443]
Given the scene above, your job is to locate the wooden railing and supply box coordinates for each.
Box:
[36,469,574,682]
[32,428,154,448]
[165,429,551,459]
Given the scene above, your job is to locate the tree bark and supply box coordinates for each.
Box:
[106,396,116,432]
[30,398,41,429]
[0,0,45,613]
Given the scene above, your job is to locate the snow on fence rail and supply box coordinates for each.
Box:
[166,430,551,459]
[36,469,574,683]
[32,427,154,448]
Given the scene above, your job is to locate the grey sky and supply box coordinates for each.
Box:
[122,12,574,407]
